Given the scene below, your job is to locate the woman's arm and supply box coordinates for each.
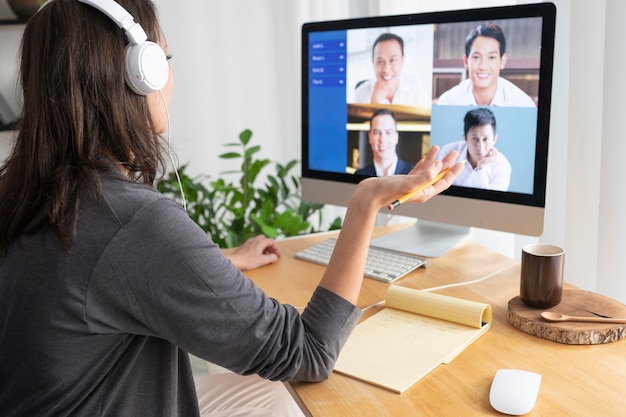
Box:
[319,146,462,304]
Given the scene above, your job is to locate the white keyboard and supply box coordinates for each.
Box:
[294,238,429,283]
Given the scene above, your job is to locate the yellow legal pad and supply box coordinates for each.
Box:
[334,285,492,393]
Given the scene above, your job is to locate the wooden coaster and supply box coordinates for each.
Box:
[507,289,626,345]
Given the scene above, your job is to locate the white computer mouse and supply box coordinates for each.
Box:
[489,369,541,415]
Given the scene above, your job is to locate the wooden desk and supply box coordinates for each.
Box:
[243,226,626,417]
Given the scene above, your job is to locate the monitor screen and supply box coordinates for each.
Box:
[301,3,556,257]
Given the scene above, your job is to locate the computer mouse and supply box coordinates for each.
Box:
[489,369,541,415]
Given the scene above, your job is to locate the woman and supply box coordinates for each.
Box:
[0,1,461,416]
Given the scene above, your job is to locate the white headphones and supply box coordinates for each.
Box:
[77,0,169,95]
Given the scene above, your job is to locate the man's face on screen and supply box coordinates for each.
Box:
[464,36,507,93]
[369,114,399,162]
[373,39,404,85]
[465,124,497,166]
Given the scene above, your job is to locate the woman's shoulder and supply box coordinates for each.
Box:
[91,173,182,227]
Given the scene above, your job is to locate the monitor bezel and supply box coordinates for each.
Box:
[301,2,557,213]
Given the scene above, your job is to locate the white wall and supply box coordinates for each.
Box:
[0,131,14,161]
[153,1,334,179]
[586,1,626,300]
[549,0,626,304]
[562,1,603,297]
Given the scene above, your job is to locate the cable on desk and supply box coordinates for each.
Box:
[360,262,517,312]
[420,263,516,292]
[362,300,385,312]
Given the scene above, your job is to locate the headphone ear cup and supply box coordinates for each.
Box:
[125,40,169,95]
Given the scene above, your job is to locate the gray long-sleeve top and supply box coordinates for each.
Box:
[0,173,361,417]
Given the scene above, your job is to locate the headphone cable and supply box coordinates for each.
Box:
[159,90,187,212]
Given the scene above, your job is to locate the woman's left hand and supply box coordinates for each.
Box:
[225,235,281,271]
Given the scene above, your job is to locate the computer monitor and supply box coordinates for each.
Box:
[301,3,556,257]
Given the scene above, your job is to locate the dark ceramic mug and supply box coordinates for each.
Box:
[520,243,565,309]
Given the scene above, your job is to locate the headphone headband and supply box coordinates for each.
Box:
[78,0,146,43]
[77,0,169,95]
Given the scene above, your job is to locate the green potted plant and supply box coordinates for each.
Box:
[157,129,341,248]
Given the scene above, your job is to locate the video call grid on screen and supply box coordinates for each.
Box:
[303,3,556,207]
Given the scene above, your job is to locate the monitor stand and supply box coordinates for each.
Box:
[370,220,470,258]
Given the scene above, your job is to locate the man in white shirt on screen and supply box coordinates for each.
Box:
[437,23,535,107]
[353,33,420,106]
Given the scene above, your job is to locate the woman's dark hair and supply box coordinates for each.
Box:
[0,0,168,254]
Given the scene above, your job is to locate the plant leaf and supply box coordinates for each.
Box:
[245,145,261,158]
[239,129,253,145]
[219,152,241,159]
[156,129,336,248]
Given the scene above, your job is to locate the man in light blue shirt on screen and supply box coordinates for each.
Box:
[439,107,511,191]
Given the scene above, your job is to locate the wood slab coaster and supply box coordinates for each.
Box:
[507,289,626,345]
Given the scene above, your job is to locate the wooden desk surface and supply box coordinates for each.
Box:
[243,226,626,417]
